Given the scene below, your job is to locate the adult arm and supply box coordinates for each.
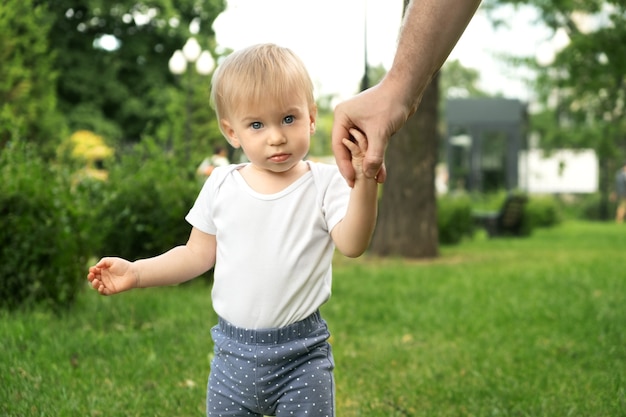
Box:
[332,0,482,186]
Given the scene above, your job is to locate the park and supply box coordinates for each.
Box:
[2,0,626,416]
[2,221,625,415]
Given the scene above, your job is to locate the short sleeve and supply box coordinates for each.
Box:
[185,166,238,234]
[318,165,351,232]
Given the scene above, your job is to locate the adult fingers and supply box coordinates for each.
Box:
[375,163,387,183]
[363,138,386,181]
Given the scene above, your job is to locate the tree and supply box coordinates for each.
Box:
[485,0,626,218]
[0,0,65,154]
[369,0,439,259]
[44,0,226,146]
[440,59,489,100]
[370,73,440,258]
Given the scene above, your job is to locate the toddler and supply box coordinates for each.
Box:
[88,43,378,417]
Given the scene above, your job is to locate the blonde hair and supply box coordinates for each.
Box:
[210,44,315,139]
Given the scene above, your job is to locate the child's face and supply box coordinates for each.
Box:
[221,93,316,175]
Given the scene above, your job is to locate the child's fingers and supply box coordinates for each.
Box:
[342,137,360,156]
[349,128,365,140]
[348,128,367,151]
[95,258,112,269]
[87,266,100,280]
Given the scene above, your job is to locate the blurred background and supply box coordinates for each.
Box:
[2,0,625,308]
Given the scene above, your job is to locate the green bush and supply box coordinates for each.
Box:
[470,192,562,234]
[96,139,202,261]
[0,143,89,310]
[525,195,561,228]
[437,193,475,245]
[576,193,609,221]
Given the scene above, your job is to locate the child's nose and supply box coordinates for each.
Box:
[267,127,287,145]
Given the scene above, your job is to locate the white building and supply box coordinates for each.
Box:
[518,149,598,194]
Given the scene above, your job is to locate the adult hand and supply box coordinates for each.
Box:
[331,82,412,187]
[332,0,481,187]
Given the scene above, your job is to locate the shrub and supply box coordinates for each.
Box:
[96,139,202,261]
[576,193,609,221]
[0,143,89,310]
[437,193,475,245]
[469,191,534,237]
[525,195,561,228]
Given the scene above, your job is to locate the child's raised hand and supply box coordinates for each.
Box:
[87,257,138,296]
[341,128,371,181]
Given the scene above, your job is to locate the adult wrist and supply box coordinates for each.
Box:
[379,71,422,121]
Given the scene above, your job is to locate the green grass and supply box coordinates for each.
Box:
[2,221,625,416]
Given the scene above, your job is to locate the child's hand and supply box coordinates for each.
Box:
[341,128,372,181]
[87,257,138,296]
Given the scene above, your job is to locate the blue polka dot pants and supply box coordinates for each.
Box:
[207,311,335,417]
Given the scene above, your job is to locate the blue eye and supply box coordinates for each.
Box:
[283,115,295,125]
[250,121,263,130]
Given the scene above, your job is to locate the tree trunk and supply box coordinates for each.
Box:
[370,73,440,258]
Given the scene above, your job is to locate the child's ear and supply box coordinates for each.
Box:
[309,105,318,135]
[220,119,240,148]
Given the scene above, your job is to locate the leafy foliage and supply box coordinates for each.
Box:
[525,194,562,228]
[45,0,226,144]
[0,135,212,311]
[437,194,475,245]
[484,0,626,218]
[96,138,202,261]
[440,59,491,100]
[532,12,626,156]
[0,143,90,310]
[0,0,66,153]
[560,192,619,221]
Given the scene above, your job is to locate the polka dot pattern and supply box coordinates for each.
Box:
[206,312,335,417]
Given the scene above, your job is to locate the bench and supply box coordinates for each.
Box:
[473,194,528,238]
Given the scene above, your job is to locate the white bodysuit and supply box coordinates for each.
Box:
[185,161,350,329]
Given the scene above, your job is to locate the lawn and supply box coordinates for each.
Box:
[1,221,625,416]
